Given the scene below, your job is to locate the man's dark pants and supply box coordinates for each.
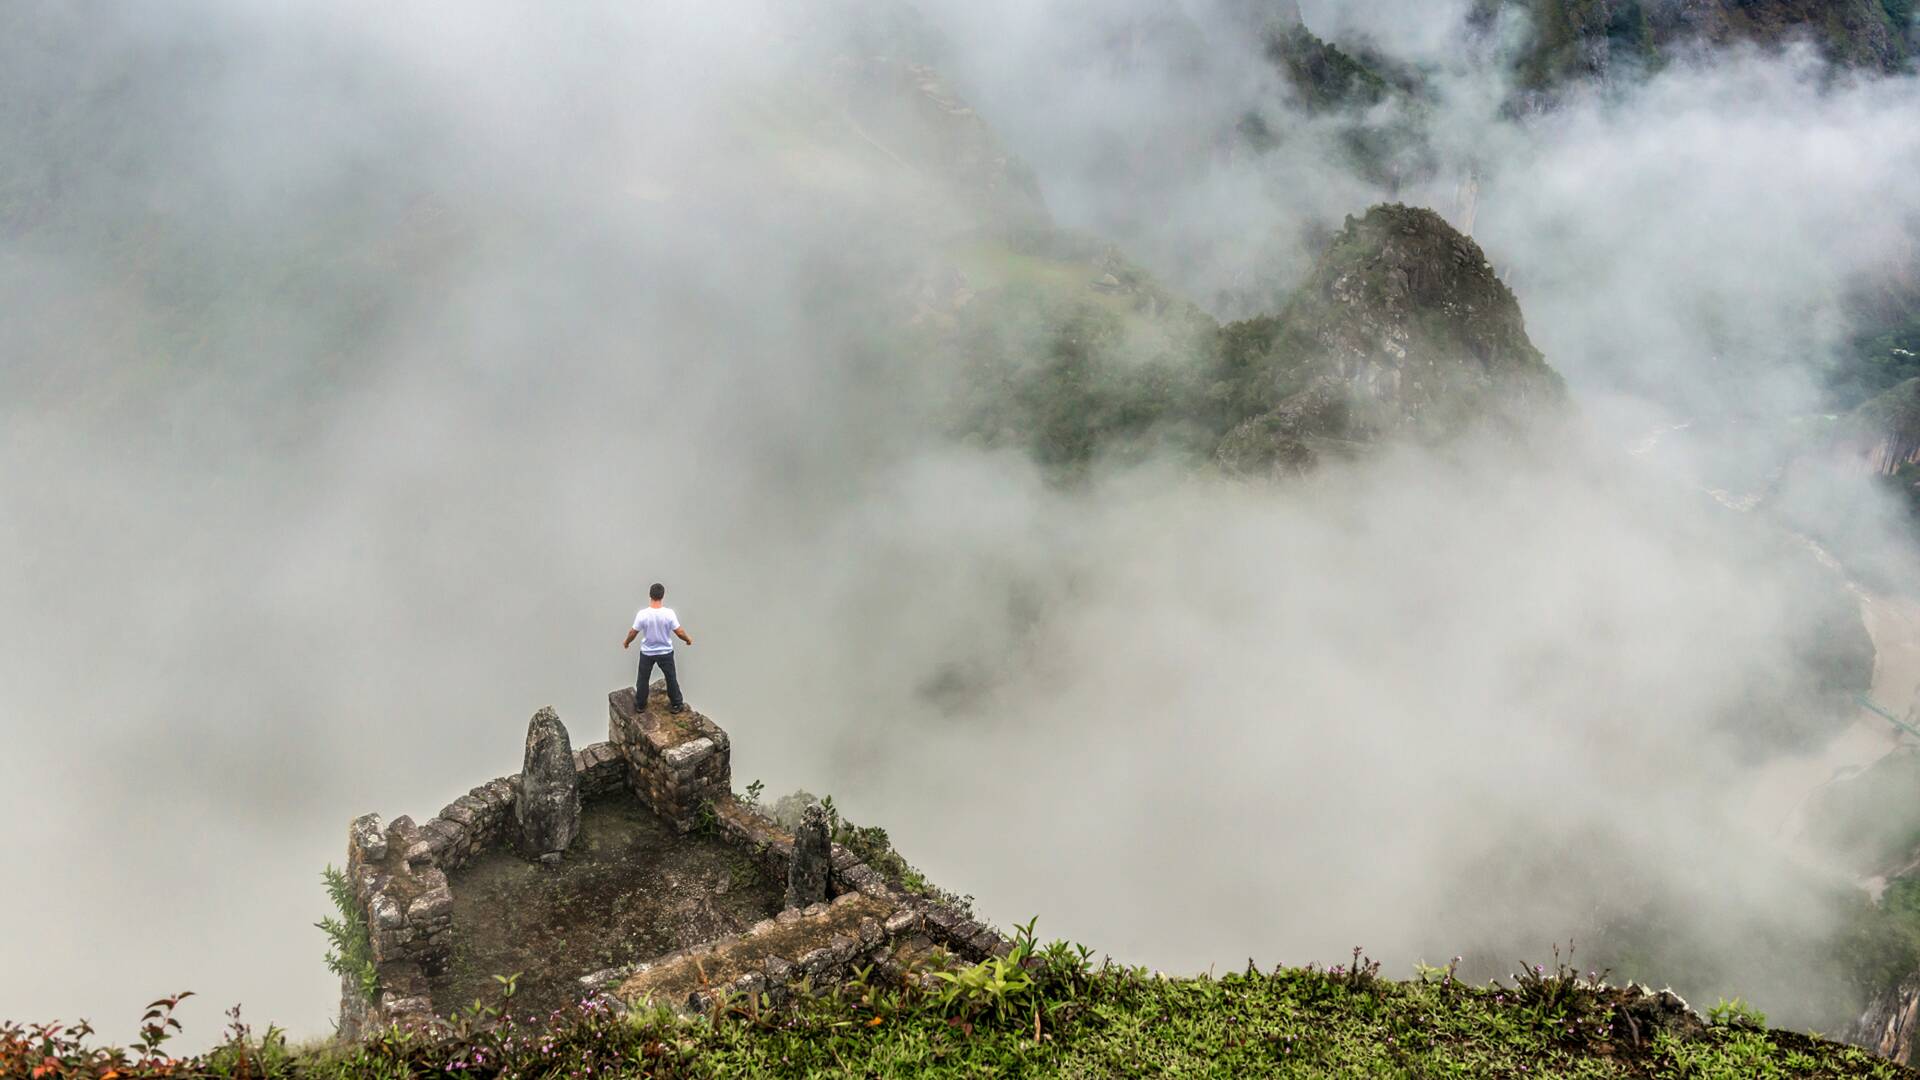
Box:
[636,650,683,709]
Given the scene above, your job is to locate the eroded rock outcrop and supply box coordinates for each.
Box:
[1215,204,1564,476]
[1852,971,1920,1065]
[516,706,580,863]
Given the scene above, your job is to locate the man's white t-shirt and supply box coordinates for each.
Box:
[633,607,681,656]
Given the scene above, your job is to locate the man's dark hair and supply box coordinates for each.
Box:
[650,583,666,601]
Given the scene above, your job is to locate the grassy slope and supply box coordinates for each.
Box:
[659,968,1906,1079]
[18,954,1912,1077]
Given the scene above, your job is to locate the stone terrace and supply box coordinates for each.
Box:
[338,684,1005,1036]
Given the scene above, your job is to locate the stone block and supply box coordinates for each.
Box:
[385,815,421,853]
[840,864,885,892]
[762,955,794,987]
[641,723,679,753]
[797,946,835,976]
[371,927,413,962]
[925,907,965,935]
[382,995,433,1018]
[349,814,387,863]
[883,910,920,936]
[371,893,405,930]
[580,967,626,993]
[407,887,453,924]
[381,961,430,998]
[423,819,463,856]
[825,935,860,967]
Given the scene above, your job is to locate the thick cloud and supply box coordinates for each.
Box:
[4,0,1919,1046]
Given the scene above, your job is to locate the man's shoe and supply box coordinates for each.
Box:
[670,703,687,714]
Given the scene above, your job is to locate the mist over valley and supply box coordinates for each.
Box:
[9,0,1920,1066]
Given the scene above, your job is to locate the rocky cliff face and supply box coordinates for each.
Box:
[1845,377,1920,474]
[948,203,1565,477]
[1214,204,1564,475]
[1852,971,1920,1065]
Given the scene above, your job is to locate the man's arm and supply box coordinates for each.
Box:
[623,628,639,649]
[675,626,693,645]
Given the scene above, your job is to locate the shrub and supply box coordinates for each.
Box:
[316,866,378,1006]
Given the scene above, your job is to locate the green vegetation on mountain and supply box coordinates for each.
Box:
[1481,0,1915,89]
[1850,378,1920,456]
[1833,317,1920,411]
[1242,18,1437,189]
[1267,24,1391,112]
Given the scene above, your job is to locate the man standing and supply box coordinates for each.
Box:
[623,583,692,713]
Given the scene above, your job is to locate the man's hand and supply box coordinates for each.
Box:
[623,628,639,650]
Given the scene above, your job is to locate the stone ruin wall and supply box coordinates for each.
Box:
[338,686,1003,1037]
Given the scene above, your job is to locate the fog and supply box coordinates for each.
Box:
[5,0,1920,1047]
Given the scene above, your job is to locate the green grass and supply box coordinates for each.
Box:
[946,240,1178,336]
[12,936,1910,1078]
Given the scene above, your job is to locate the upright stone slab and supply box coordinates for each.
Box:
[785,803,830,910]
[517,706,580,862]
